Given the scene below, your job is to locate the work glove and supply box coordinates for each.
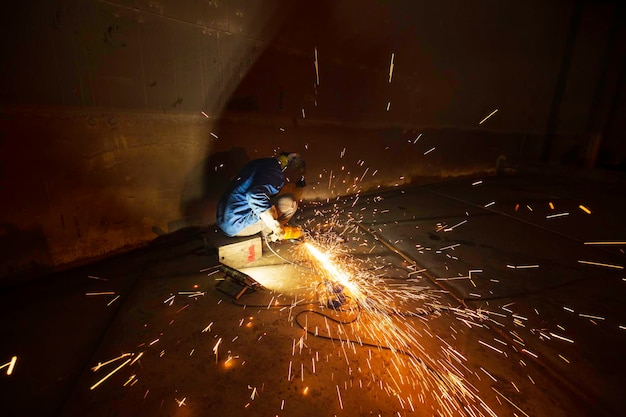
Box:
[265,230,284,242]
[259,209,283,240]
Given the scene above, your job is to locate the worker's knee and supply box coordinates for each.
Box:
[273,193,297,221]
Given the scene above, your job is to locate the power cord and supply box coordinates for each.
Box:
[263,235,311,269]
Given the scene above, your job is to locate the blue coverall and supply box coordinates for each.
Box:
[216,158,285,237]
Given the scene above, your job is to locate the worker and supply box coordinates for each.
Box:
[216,152,306,241]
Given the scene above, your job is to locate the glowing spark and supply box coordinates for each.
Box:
[472,180,483,186]
[578,260,624,270]
[579,313,605,320]
[91,353,133,372]
[201,111,209,118]
[314,47,320,85]
[304,242,363,299]
[480,367,497,382]
[213,338,222,363]
[186,292,205,298]
[389,53,395,83]
[359,167,370,183]
[85,292,115,296]
[90,358,132,390]
[507,264,540,269]
[484,201,495,208]
[0,356,18,375]
[549,332,574,343]
[288,360,292,381]
[439,243,460,251]
[479,108,499,124]
[584,241,626,246]
[123,374,136,386]
[176,397,187,407]
[303,386,309,395]
[107,295,120,306]
[522,349,538,358]
[549,202,555,210]
[210,132,218,139]
[579,205,591,214]
[444,220,467,232]
[546,212,569,219]
[492,387,530,417]
[302,108,306,118]
[336,385,344,409]
[178,291,205,297]
[130,352,144,366]
[423,147,436,155]
[87,275,108,281]
[479,340,504,355]
[6,356,16,375]
[387,101,391,111]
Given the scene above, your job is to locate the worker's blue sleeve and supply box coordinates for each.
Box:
[245,169,283,216]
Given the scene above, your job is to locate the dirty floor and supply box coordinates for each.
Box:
[1,170,625,417]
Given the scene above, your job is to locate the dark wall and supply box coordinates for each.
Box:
[1,0,624,283]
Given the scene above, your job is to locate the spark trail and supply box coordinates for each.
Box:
[303,240,499,417]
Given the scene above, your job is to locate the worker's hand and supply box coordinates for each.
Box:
[266,229,284,242]
[259,209,280,232]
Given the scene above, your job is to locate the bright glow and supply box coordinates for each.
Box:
[304,242,363,300]
[6,356,17,375]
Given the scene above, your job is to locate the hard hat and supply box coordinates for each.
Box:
[278,152,304,170]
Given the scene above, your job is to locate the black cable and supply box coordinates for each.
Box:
[226,277,441,361]
[223,278,472,415]
[263,235,312,269]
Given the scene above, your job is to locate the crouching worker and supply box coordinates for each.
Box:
[216,152,305,241]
